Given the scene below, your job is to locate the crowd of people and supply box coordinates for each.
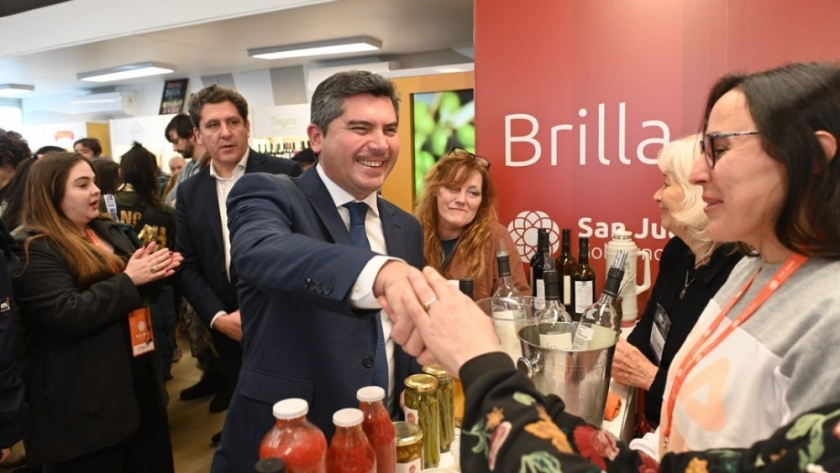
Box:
[1,61,839,473]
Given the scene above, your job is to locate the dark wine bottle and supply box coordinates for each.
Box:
[571,237,597,321]
[459,278,474,300]
[554,229,577,312]
[529,228,555,309]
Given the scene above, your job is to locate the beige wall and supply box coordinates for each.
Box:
[381,71,474,213]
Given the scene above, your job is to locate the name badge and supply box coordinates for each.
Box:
[650,303,671,363]
[128,307,155,357]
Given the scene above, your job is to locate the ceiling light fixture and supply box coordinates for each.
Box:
[0,84,35,97]
[77,62,176,83]
[248,36,382,60]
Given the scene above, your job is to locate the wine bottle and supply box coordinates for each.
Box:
[535,269,573,349]
[492,250,526,362]
[529,228,555,310]
[571,237,596,321]
[554,229,577,313]
[572,251,626,350]
[459,278,474,300]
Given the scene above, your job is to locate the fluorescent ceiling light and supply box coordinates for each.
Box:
[77,62,176,83]
[0,84,35,97]
[249,36,382,60]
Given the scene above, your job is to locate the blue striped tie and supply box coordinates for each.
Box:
[344,202,388,392]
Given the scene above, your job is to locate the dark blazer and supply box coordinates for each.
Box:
[175,149,302,327]
[12,219,172,469]
[211,167,424,473]
[0,222,26,450]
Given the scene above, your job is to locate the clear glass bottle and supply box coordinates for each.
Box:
[327,408,376,473]
[356,386,395,473]
[534,269,573,349]
[572,251,626,350]
[259,399,327,473]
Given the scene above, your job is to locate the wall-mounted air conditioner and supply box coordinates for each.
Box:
[69,91,137,116]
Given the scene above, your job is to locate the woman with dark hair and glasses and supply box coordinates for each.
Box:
[384,62,840,472]
[414,148,529,300]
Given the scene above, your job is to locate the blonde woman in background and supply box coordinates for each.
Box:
[610,134,743,430]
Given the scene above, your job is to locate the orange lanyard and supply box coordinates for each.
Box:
[662,252,809,446]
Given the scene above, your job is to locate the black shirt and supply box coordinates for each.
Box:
[626,237,743,427]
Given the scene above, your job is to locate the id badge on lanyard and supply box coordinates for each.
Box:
[650,303,671,364]
[128,307,155,357]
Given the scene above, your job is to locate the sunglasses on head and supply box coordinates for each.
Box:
[447,147,491,169]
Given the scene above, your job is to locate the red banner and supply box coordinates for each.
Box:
[476,0,840,301]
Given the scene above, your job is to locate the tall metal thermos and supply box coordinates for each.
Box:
[604,230,651,327]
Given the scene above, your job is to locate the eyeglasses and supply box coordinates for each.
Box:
[700,131,760,169]
[447,146,491,169]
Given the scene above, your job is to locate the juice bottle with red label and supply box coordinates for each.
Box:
[259,398,327,473]
[357,386,396,473]
[327,408,376,473]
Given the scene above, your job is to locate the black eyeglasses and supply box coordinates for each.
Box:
[700,131,760,169]
[447,147,491,169]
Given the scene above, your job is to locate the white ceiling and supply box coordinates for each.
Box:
[0,0,474,98]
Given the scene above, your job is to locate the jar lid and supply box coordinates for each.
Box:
[393,421,423,446]
[273,398,309,420]
[404,374,438,392]
[421,364,451,379]
[333,408,364,428]
[357,386,385,403]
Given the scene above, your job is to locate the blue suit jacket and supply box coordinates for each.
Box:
[212,167,423,472]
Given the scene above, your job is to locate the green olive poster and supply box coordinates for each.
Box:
[412,89,475,196]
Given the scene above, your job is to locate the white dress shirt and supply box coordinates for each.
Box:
[316,164,399,405]
[209,150,249,328]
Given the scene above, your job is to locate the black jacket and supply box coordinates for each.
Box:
[0,221,25,449]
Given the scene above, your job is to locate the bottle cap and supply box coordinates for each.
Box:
[333,408,364,427]
[272,398,309,420]
[421,364,451,379]
[404,374,439,392]
[356,386,385,403]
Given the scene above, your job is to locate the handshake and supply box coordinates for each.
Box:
[373,262,501,377]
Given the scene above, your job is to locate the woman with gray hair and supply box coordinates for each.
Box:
[610,134,743,430]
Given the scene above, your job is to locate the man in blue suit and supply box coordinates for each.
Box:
[175,85,302,444]
[213,71,424,472]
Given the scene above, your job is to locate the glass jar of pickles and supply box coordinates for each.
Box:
[421,365,454,453]
[393,421,422,473]
[403,374,439,468]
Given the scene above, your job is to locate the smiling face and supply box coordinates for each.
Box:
[60,160,101,230]
[689,89,787,252]
[436,169,483,240]
[196,100,250,169]
[309,94,399,200]
[653,172,685,233]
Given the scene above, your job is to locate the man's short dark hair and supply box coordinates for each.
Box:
[188,85,249,129]
[165,114,195,142]
[310,71,400,135]
[73,137,102,156]
[0,129,32,169]
[34,145,66,158]
[291,148,317,165]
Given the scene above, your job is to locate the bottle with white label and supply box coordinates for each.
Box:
[529,228,555,310]
[572,251,626,350]
[554,229,577,313]
[571,237,596,321]
[491,250,526,361]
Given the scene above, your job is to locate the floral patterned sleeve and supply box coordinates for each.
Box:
[458,352,840,473]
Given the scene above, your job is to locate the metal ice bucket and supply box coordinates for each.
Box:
[516,322,617,425]
[475,297,540,365]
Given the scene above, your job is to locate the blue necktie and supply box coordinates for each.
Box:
[344,202,388,392]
